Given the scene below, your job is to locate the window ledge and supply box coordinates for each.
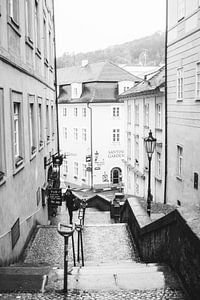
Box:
[44,58,49,67]
[144,125,149,129]
[155,127,162,132]
[74,176,78,179]
[176,176,183,182]
[177,99,183,102]
[195,98,200,102]
[25,36,34,49]
[13,161,24,176]
[155,176,162,182]
[0,171,5,182]
[15,156,24,168]
[82,178,86,182]
[30,150,37,161]
[49,65,53,72]
[7,17,21,37]
[35,48,41,59]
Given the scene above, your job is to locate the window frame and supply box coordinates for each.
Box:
[112,129,120,143]
[74,162,78,177]
[46,101,50,142]
[144,103,149,127]
[82,107,86,117]
[113,107,120,118]
[28,95,37,157]
[177,67,184,101]
[196,62,200,100]
[177,145,183,179]
[82,128,87,141]
[34,0,41,53]
[11,90,24,172]
[177,0,185,22]
[156,151,162,179]
[156,103,162,129]
[135,103,139,125]
[25,0,33,43]
[37,97,44,149]
[74,128,78,140]
[74,107,78,117]
[0,88,6,182]
[63,127,67,140]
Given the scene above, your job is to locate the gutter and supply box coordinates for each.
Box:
[52,0,60,154]
[87,95,95,189]
[164,0,168,204]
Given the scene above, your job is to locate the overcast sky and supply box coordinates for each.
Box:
[54,0,166,57]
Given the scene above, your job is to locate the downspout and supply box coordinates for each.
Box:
[87,103,93,189]
[164,0,168,204]
[87,101,94,189]
[52,0,60,155]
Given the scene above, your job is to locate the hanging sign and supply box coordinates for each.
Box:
[49,188,62,206]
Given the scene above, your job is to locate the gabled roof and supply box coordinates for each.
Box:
[57,61,141,85]
[119,66,165,98]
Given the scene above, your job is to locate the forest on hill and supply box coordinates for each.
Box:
[57,31,165,69]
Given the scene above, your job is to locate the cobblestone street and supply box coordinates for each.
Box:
[0,205,189,299]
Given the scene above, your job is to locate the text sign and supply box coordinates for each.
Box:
[49,188,62,206]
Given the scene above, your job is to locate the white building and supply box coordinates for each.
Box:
[58,61,140,190]
[119,67,165,203]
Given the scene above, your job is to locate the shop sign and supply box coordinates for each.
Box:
[49,188,62,206]
[86,155,91,162]
[108,150,124,158]
[94,167,100,170]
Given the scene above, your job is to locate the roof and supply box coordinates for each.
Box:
[57,61,141,85]
[119,66,165,98]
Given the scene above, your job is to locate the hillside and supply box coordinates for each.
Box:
[57,31,165,69]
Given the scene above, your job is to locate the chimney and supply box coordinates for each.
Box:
[81,60,88,67]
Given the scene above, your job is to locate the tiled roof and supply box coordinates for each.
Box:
[57,61,141,85]
[119,66,165,97]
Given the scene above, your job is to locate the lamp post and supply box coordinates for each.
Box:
[144,130,156,217]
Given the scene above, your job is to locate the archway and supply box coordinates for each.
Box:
[111,167,122,184]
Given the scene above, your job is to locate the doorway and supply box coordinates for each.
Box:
[111,167,122,184]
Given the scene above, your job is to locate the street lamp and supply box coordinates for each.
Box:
[144,130,156,217]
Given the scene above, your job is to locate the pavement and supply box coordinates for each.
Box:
[0,204,189,299]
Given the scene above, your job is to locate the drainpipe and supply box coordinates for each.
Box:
[52,0,60,155]
[87,102,93,189]
[164,0,168,204]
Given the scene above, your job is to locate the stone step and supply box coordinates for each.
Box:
[71,263,163,275]
[46,263,175,291]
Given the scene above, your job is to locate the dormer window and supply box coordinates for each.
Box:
[71,83,82,99]
[118,81,135,95]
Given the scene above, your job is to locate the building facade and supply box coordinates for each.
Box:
[0,0,58,265]
[119,67,165,203]
[58,61,140,190]
[167,0,200,209]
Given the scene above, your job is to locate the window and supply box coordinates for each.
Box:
[49,30,52,65]
[12,91,24,169]
[113,129,120,142]
[46,103,50,142]
[74,128,78,140]
[82,128,87,141]
[113,107,120,117]
[25,0,32,41]
[74,162,78,177]
[51,106,54,136]
[8,0,19,25]
[196,62,200,99]
[63,127,67,139]
[135,103,139,124]
[29,96,37,155]
[43,17,47,59]
[177,0,185,21]
[82,164,86,178]
[135,135,139,165]
[0,89,6,180]
[82,108,86,117]
[63,107,67,116]
[144,103,149,127]
[127,132,131,161]
[38,101,43,147]
[177,68,183,100]
[177,145,183,178]
[127,104,131,123]
[74,107,78,116]
[35,0,40,51]
[156,104,162,129]
[63,159,68,175]
[156,152,162,178]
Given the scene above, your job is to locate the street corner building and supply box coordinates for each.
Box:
[118,66,165,204]
[0,0,58,265]
[57,60,141,190]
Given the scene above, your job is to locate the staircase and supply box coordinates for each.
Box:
[0,208,188,299]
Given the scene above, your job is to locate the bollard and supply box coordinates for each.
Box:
[57,223,75,292]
